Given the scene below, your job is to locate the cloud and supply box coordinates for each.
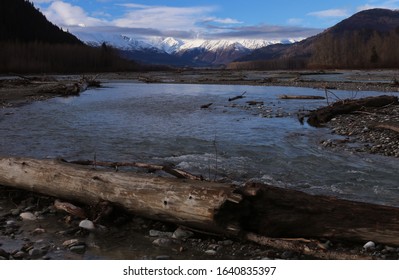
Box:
[201,17,243,24]
[308,8,350,18]
[204,24,322,40]
[357,0,399,11]
[39,1,319,41]
[112,4,216,31]
[287,18,304,25]
[43,1,105,27]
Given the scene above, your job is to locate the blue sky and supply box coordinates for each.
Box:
[31,0,399,40]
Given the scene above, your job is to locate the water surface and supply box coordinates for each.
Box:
[1,82,398,206]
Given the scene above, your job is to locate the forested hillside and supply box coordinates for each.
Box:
[229,9,399,70]
[0,0,138,73]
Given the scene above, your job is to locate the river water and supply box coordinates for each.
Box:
[1,82,398,206]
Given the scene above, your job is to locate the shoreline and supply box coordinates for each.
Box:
[2,69,399,107]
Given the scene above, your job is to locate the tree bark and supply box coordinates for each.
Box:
[1,157,399,246]
[307,95,398,126]
[279,95,325,100]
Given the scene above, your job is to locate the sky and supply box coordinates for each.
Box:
[31,0,399,41]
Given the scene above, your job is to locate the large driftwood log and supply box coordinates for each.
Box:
[1,157,399,248]
[307,95,399,126]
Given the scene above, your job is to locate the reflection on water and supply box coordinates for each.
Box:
[0,82,398,206]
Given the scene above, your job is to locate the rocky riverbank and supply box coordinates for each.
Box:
[320,103,399,158]
[2,186,399,260]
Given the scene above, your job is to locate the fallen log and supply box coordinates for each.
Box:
[307,95,399,127]
[67,159,204,181]
[375,123,399,134]
[1,157,399,247]
[279,94,325,100]
[228,91,246,102]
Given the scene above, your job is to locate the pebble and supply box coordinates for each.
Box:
[363,241,376,250]
[204,249,217,255]
[152,238,175,247]
[149,230,173,238]
[12,251,26,259]
[0,248,9,259]
[32,228,46,235]
[29,248,43,259]
[69,245,86,254]
[172,227,193,239]
[10,209,21,216]
[218,240,234,246]
[155,255,171,260]
[79,219,95,231]
[19,212,37,221]
[62,239,80,247]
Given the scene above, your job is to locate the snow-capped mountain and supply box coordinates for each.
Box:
[74,31,296,66]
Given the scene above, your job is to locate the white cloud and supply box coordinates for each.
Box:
[43,1,105,27]
[287,18,304,25]
[308,8,350,18]
[113,4,215,31]
[357,0,399,11]
[202,17,243,24]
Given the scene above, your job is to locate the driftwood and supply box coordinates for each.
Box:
[1,157,399,249]
[228,91,246,102]
[279,94,325,100]
[67,159,204,181]
[307,95,399,126]
[246,101,264,106]
[200,103,213,109]
[375,123,399,134]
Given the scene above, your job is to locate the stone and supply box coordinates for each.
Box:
[155,255,171,260]
[152,238,174,247]
[204,249,217,255]
[363,241,376,251]
[62,239,80,247]
[149,230,173,238]
[79,219,95,231]
[29,248,43,259]
[70,245,86,254]
[19,212,37,221]
[172,227,193,239]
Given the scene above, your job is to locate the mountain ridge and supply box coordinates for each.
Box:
[75,31,297,66]
[229,8,399,70]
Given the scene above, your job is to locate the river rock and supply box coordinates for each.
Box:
[79,219,95,231]
[62,239,80,247]
[204,249,217,256]
[149,229,173,238]
[70,245,86,254]
[172,227,193,239]
[19,212,37,221]
[29,248,43,259]
[152,238,175,247]
[0,248,9,259]
[363,241,376,250]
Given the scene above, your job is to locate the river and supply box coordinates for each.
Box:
[0,82,398,206]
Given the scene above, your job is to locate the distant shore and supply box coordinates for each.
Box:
[1,69,399,107]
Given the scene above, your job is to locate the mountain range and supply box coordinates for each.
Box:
[1,1,399,71]
[76,31,297,67]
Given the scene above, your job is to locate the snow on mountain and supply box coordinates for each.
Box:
[74,32,290,54]
[73,31,297,65]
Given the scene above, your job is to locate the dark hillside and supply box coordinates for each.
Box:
[0,0,81,44]
[229,8,399,70]
[0,0,139,73]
